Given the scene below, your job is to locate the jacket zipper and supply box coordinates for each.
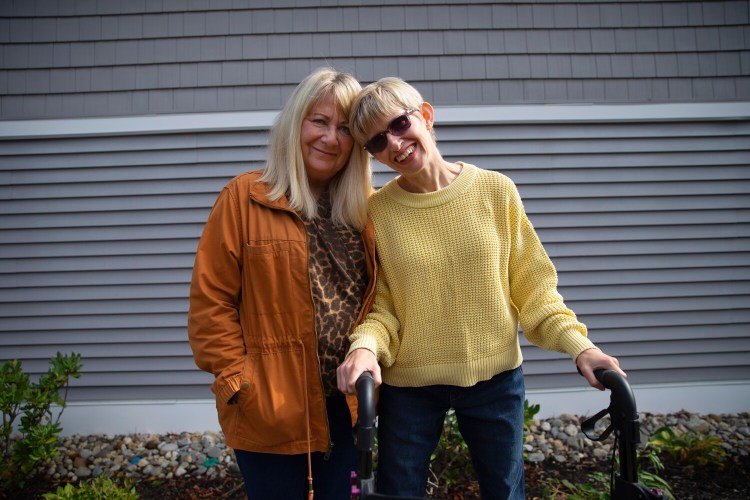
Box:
[298,212,333,458]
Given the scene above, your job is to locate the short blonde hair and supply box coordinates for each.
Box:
[260,67,372,230]
[350,77,431,147]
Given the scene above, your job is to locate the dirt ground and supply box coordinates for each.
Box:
[5,452,748,499]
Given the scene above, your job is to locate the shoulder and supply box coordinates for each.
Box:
[222,169,279,205]
[465,163,513,186]
[460,163,519,199]
[367,179,398,211]
[225,169,264,192]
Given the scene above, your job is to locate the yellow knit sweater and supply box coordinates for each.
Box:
[348,162,596,387]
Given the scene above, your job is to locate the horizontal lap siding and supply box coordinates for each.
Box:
[1,113,749,399]
[1,0,748,402]
[431,117,750,390]
[0,129,265,400]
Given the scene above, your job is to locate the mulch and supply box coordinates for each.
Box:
[3,453,749,499]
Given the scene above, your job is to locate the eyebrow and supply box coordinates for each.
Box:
[309,112,348,126]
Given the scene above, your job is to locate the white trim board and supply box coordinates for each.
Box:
[0,110,280,139]
[55,381,750,437]
[436,101,750,125]
[527,380,750,419]
[1,102,749,140]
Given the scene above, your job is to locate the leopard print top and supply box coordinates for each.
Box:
[303,190,368,396]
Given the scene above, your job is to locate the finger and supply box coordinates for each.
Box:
[580,364,605,391]
[338,372,350,395]
[364,365,381,389]
[337,364,357,395]
[611,358,628,378]
[601,356,626,379]
[588,374,604,391]
[336,364,346,393]
[347,369,363,395]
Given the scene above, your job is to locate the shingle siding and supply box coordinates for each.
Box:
[2,1,749,118]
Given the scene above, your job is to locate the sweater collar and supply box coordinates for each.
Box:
[382,162,477,208]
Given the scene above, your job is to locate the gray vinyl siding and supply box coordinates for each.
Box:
[0,127,270,400]
[436,117,750,390]
[1,1,749,403]
[2,108,748,400]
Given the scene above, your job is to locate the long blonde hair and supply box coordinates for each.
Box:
[259,67,372,230]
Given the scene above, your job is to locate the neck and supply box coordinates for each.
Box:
[308,181,328,201]
[397,160,462,193]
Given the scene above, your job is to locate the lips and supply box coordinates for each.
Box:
[395,145,415,163]
[314,146,337,157]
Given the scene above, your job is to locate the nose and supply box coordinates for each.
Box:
[321,124,339,144]
[388,132,403,151]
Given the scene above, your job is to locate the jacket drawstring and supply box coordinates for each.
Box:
[299,340,314,500]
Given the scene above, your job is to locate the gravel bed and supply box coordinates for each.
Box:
[524,410,750,465]
[42,411,749,484]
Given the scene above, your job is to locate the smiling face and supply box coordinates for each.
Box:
[300,94,355,197]
[367,103,436,177]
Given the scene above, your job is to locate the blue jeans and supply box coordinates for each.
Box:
[234,395,357,500]
[376,367,525,500]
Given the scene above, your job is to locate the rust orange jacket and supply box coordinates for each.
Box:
[188,170,377,455]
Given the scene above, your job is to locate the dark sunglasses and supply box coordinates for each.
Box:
[363,108,420,154]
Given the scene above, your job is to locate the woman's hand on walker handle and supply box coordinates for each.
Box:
[576,347,627,391]
[337,348,382,395]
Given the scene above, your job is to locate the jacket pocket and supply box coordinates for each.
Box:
[235,341,308,447]
[214,365,248,440]
[243,241,307,318]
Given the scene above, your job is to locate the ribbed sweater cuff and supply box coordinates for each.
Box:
[561,332,597,361]
[348,335,380,359]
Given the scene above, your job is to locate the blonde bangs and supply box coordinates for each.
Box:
[350,77,425,146]
[260,67,372,230]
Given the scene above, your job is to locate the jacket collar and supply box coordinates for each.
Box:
[246,170,293,212]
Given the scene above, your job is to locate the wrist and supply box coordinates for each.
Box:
[348,336,379,359]
[347,346,376,359]
[575,346,601,365]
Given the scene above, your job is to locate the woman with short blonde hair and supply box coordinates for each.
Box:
[338,76,626,499]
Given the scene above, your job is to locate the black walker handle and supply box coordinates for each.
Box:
[593,369,640,485]
[355,371,376,481]
[353,372,426,500]
[581,368,662,499]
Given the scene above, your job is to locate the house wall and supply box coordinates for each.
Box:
[2,0,749,118]
[1,1,749,432]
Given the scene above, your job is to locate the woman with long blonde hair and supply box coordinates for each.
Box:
[189,67,376,499]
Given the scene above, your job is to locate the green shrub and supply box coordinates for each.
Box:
[649,425,727,468]
[1,352,82,490]
[523,399,541,459]
[538,430,674,500]
[42,476,139,500]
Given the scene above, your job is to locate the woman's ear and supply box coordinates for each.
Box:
[419,102,435,129]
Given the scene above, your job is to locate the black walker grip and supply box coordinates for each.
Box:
[355,370,377,492]
[582,369,662,498]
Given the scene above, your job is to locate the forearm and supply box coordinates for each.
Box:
[188,187,246,384]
